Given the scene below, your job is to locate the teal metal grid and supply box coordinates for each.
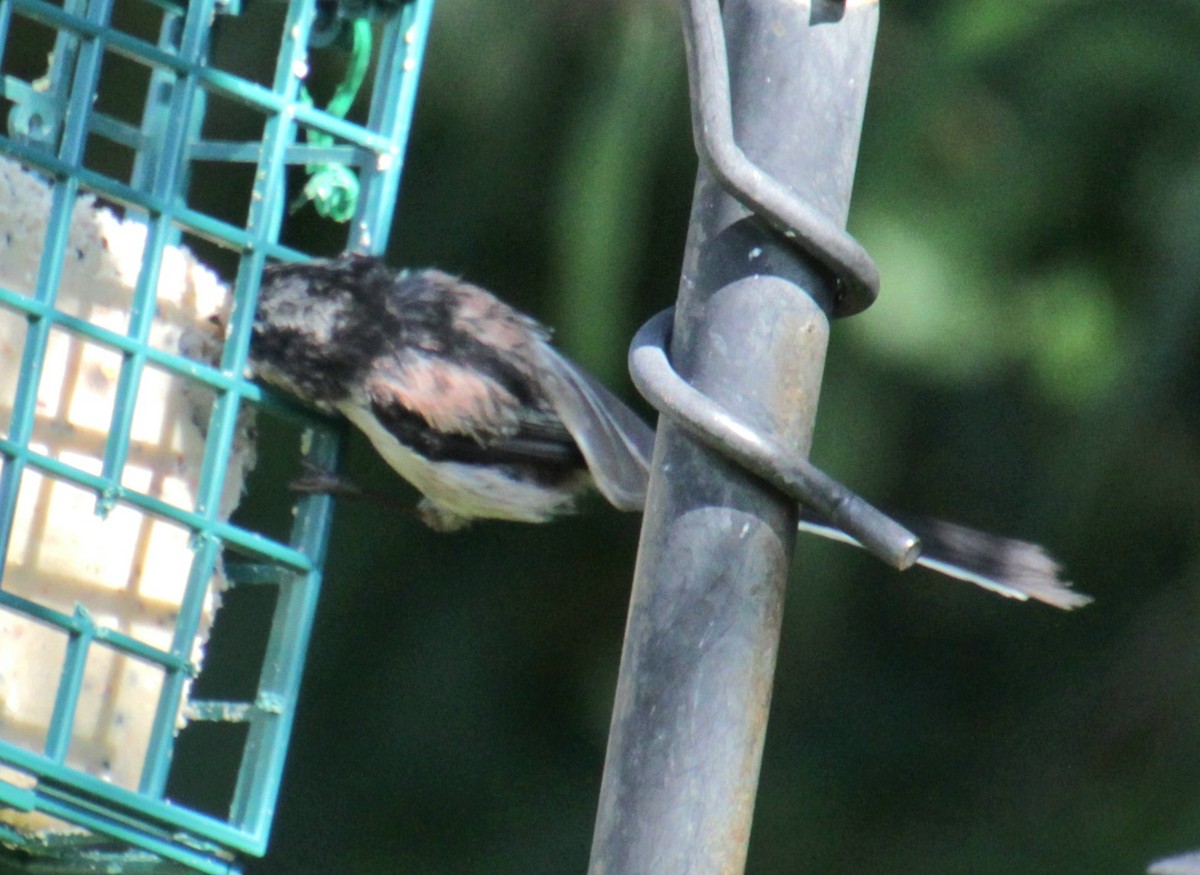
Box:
[0,0,434,871]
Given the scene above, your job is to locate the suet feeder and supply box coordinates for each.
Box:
[0,0,433,870]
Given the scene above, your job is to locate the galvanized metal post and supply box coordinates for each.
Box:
[588,2,878,873]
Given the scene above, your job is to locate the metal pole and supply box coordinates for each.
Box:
[588,2,878,873]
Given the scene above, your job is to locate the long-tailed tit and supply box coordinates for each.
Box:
[249,254,1091,610]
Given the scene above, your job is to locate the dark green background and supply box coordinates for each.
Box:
[3,0,1192,871]
[247,1,1200,873]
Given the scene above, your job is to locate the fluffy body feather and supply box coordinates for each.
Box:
[251,255,648,530]
[250,254,1090,609]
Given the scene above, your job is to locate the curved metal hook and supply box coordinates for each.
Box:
[630,308,919,569]
[680,0,880,315]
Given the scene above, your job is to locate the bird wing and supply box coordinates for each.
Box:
[365,351,584,469]
[535,345,655,511]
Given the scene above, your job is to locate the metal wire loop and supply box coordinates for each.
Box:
[680,0,880,316]
[629,308,919,570]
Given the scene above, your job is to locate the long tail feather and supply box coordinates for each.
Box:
[798,510,1092,610]
[534,357,1090,609]
[1149,850,1200,875]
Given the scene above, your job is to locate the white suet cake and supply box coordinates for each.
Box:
[0,157,255,834]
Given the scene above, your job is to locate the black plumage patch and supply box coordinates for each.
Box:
[250,253,583,473]
[369,397,584,483]
[251,256,400,404]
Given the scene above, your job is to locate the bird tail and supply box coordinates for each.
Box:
[536,351,1090,610]
[798,510,1092,610]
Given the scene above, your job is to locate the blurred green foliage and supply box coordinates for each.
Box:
[250,0,1196,873]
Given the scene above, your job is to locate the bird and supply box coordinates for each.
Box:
[248,253,1091,610]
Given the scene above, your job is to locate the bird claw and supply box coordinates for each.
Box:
[288,462,364,498]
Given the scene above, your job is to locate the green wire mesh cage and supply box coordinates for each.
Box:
[0,0,433,870]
